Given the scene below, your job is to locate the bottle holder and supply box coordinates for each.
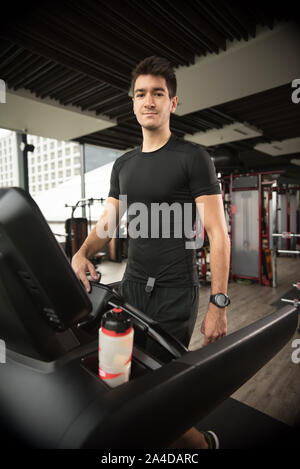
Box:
[80,345,160,390]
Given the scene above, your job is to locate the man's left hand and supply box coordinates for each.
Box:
[201,305,227,347]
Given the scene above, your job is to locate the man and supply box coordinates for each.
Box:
[72,56,230,449]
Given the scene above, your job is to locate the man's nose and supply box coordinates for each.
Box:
[144,93,155,107]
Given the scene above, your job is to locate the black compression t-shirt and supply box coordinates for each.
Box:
[108,133,221,287]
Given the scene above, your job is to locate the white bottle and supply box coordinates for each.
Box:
[99,307,134,388]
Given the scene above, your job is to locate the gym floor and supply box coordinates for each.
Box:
[98,255,300,428]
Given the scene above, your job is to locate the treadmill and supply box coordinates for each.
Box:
[0,187,298,448]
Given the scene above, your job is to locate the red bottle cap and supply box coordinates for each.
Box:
[113,308,123,313]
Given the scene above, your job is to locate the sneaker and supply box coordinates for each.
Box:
[202,430,220,449]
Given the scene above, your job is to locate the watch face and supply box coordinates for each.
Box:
[216,294,228,307]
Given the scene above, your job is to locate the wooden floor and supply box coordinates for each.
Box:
[100,256,300,427]
[189,255,300,427]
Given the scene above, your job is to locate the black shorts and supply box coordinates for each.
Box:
[118,279,199,360]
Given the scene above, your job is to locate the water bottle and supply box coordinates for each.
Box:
[98,307,134,388]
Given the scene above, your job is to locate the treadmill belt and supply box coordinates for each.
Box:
[195,398,299,448]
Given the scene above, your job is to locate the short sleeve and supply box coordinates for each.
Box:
[108,160,120,199]
[187,148,221,198]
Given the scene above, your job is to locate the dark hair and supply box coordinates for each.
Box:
[131,56,177,98]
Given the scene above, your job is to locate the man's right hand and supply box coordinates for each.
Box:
[71,197,121,292]
[71,252,99,293]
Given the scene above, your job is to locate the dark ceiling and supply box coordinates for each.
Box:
[1,1,300,183]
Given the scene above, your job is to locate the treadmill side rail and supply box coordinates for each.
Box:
[59,304,298,449]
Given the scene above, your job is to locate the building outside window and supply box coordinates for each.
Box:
[0,129,124,239]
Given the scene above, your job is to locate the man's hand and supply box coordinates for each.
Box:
[71,251,99,293]
[201,305,227,347]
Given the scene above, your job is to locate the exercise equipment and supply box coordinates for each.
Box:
[196,245,210,285]
[64,196,125,262]
[65,197,105,233]
[272,232,300,251]
[280,283,300,334]
[221,173,300,288]
[64,197,105,259]
[280,282,300,307]
[0,188,298,448]
[228,172,273,285]
[65,217,88,259]
[272,232,300,288]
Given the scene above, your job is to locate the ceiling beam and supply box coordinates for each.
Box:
[0,89,115,141]
[175,22,300,115]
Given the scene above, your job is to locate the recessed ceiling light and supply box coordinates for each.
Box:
[254,137,300,156]
[184,122,262,146]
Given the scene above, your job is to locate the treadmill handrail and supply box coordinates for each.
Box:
[78,281,188,358]
[108,300,188,359]
[61,304,298,448]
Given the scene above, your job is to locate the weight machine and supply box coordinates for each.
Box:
[272,232,300,288]
[221,172,300,288]
[64,197,105,260]
[280,282,300,334]
[270,185,300,288]
[280,282,300,308]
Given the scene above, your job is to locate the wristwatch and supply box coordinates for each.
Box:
[210,293,230,308]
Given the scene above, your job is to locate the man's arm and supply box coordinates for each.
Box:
[195,194,231,346]
[72,197,123,292]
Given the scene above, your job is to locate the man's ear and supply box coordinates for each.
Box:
[171,95,178,113]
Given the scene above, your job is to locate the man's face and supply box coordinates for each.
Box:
[132,74,178,131]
